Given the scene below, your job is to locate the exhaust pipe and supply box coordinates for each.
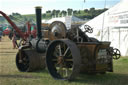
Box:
[35,6,42,39]
[30,6,46,53]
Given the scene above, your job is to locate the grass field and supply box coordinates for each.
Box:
[0,36,128,85]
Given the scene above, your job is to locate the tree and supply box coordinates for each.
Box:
[103,8,108,12]
[61,10,67,16]
[89,8,96,18]
[46,10,51,13]
[42,14,46,18]
[56,10,60,17]
[73,10,77,15]
[52,9,56,17]
[9,15,14,19]
[78,10,81,14]
[89,8,95,13]
[67,8,73,16]
[84,9,89,13]
[15,13,21,16]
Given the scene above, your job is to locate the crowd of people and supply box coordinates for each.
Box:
[0,21,37,49]
[0,30,18,49]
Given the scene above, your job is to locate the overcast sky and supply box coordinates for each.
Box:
[0,0,120,14]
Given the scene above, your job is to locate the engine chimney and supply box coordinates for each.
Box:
[35,6,42,39]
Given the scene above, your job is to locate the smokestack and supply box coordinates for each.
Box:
[35,6,42,39]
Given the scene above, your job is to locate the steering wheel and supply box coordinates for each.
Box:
[84,25,93,33]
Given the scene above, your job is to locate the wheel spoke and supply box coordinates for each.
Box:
[59,45,62,56]
[116,49,118,53]
[65,68,68,77]
[65,59,73,62]
[65,68,73,78]
[63,47,69,56]
[59,65,64,76]
[53,47,59,57]
[116,54,120,55]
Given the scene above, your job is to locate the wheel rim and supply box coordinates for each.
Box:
[46,39,81,80]
[113,48,121,59]
[16,51,29,72]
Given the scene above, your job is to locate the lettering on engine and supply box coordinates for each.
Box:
[97,49,111,64]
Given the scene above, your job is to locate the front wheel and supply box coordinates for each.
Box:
[46,39,81,80]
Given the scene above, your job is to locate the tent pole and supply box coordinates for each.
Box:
[101,0,107,41]
[119,28,120,49]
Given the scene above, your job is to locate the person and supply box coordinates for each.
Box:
[12,31,18,49]
[0,31,3,42]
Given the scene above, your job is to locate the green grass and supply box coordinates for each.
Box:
[0,36,128,85]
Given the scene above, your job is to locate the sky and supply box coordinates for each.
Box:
[0,0,120,15]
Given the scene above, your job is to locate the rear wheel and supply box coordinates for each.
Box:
[46,39,81,80]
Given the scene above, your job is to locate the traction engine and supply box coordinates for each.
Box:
[0,7,121,80]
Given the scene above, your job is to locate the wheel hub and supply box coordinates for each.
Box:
[57,56,64,64]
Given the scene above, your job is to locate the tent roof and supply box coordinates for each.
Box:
[80,0,128,31]
[42,16,84,24]
[108,0,128,15]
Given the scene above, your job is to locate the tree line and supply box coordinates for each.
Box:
[0,7,108,24]
[44,8,108,19]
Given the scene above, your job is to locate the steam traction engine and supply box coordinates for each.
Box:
[0,7,120,80]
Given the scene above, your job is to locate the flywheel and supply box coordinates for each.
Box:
[49,21,67,40]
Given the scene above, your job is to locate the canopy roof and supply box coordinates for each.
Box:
[42,16,84,24]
